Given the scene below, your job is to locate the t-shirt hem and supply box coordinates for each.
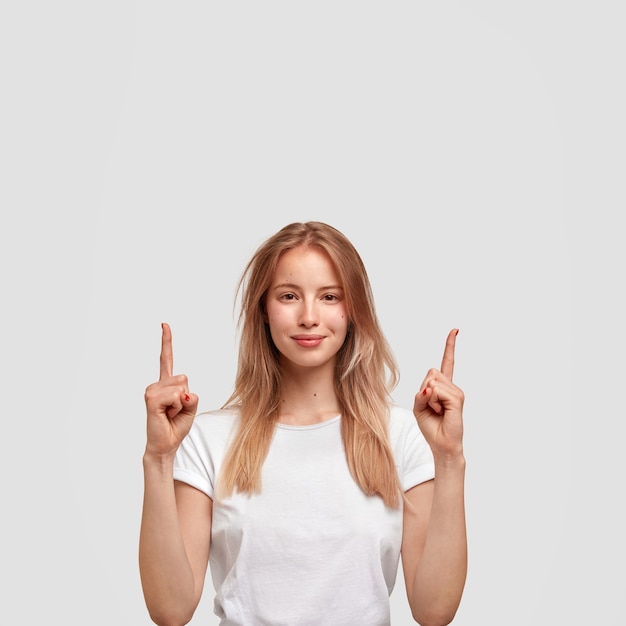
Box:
[402,462,435,492]
[173,468,214,499]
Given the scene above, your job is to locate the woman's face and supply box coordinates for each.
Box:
[265,246,349,373]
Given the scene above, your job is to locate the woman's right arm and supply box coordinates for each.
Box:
[139,323,211,626]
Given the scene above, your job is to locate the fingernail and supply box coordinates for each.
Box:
[455,329,459,336]
[184,394,190,402]
[422,388,427,396]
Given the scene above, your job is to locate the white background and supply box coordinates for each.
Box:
[1,2,624,624]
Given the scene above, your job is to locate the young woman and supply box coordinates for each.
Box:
[139,221,467,626]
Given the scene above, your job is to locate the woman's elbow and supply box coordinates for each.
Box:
[147,606,195,626]
[411,605,459,626]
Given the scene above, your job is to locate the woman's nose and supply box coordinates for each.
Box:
[298,301,319,327]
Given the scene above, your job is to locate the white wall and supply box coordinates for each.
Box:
[2,2,624,624]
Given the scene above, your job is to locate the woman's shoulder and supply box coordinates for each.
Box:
[188,406,241,441]
[387,403,426,442]
[194,406,240,423]
[388,403,416,427]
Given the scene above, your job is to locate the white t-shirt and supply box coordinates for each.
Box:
[173,405,435,626]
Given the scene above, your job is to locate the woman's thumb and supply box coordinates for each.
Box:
[181,392,199,417]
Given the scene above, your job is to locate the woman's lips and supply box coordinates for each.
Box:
[292,335,324,347]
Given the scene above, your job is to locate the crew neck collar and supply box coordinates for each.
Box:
[275,414,341,430]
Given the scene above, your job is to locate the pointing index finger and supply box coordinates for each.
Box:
[440,328,458,380]
[160,322,174,381]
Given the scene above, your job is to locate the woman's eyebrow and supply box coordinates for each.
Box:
[318,285,344,292]
[272,283,343,292]
[272,282,300,290]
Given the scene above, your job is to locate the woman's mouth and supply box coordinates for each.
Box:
[292,335,324,347]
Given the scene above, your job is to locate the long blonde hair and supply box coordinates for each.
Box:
[218,221,402,507]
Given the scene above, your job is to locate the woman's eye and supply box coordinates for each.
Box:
[323,294,339,302]
[281,293,296,301]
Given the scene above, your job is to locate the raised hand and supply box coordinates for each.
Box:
[412,329,465,461]
[143,323,198,459]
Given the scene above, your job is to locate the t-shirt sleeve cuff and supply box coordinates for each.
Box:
[173,468,214,499]
[402,462,435,492]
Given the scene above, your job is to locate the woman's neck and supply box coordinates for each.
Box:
[277,364,341,426]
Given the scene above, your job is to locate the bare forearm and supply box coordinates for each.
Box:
[139,453,196,625]
[411,457,467,625]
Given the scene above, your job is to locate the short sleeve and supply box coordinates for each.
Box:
[388,405,435,492]
[173,409,239,499]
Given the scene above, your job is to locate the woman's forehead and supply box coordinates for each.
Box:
[272,246,341,285]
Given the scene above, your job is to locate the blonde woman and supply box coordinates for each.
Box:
[140,222,467,626]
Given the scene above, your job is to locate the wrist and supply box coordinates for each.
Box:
[143,447,177,473]
[433,450,466,472]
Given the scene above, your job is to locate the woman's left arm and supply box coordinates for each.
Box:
[401,329,467,626]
